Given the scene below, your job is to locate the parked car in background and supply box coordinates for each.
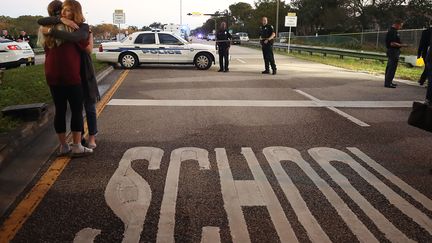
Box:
[0,38,35,69]
[232,32,249,45]
[232,34,241,45]
[236,32,249,42]
[206,34,216,41]
[278,32,295,43]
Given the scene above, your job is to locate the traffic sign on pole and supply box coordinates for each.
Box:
[113,9,125,24]
[284,16,297,27]
[284,13,297,53]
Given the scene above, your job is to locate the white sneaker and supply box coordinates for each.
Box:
[71,144,93,157]
[88,143,97,150]
[57,144,71,156]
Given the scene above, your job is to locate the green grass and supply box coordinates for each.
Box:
[92,53,108,74]
[0,55,108,133]
[277,49,424,82]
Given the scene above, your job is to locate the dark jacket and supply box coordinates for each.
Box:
[418,27,432,58]
[80,52,100,103]
[216,29,232,48]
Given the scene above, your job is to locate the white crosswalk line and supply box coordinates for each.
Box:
[200,227,221,243]
[295,90,371,127]
[263,147,378,243]
[348,147,432,212]
[309,147,415,243]
[108,99,413,108]
[263,147,332,243]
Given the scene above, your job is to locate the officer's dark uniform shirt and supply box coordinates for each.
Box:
[18,35,30,42]
[385,27,401,49]
[260,24,275,45]
[216,30,232,48]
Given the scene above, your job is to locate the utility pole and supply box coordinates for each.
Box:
[180,0,183,25]
[275,0,279,38]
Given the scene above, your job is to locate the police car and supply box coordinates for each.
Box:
[96,31,217,70]
[0,38,35,69]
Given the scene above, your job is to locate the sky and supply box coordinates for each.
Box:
[1,0,257,29]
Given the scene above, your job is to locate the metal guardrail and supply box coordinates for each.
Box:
[32,48,44,55]
[245,41,411,64]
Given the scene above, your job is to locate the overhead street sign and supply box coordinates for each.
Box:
[285,16,297,27]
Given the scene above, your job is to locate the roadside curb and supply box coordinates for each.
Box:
[0,65,114,170]
[96,66,114,84]
[0,107,55,169]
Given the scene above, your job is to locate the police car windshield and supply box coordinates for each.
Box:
[119,36,129,43]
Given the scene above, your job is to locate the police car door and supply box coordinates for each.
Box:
[134,33,158,63]
[157,33,189,63]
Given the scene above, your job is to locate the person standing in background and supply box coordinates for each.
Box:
[1,30,15,41]
[384,19,407,88]
[17,31,31,43]
[216,22,232,73]
[417,23,432,85]
[424,31,432,105]
[260,17,277,75]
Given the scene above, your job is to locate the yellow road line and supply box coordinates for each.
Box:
[0,70,130,243]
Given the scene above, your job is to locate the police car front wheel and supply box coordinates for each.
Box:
[120,53,138,69]
[194,53,212,70]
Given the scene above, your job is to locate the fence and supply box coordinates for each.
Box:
[277,29,424,55]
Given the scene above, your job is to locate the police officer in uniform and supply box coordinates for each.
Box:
[1,30,15,41]
[260,17,277,75]
[424,29,432,105]
[417,23,432,85]
[17,31,31,43]
[216,22,232,72]
[384,19,407,88]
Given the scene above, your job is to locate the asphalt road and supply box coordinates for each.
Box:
[6,43,432,242]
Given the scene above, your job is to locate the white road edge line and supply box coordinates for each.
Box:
[295,90,370,127]
[236,58,247,64]
[108,99,318,107]
[107,99,412,109]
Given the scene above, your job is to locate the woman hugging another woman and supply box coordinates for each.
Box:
[38,0,98,157]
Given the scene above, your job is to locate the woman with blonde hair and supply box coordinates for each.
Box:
[38,0,93,157]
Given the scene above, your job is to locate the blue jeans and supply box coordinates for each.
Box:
[84,101,98,136]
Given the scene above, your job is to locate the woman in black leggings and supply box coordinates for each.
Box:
[39,0,92,156]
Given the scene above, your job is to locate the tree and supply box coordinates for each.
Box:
[149,22,164,30]
[229,2,253,24]
[92,23,119,39]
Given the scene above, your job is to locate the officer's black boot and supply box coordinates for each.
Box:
[262,70,270,74]
[272,69,277,75]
